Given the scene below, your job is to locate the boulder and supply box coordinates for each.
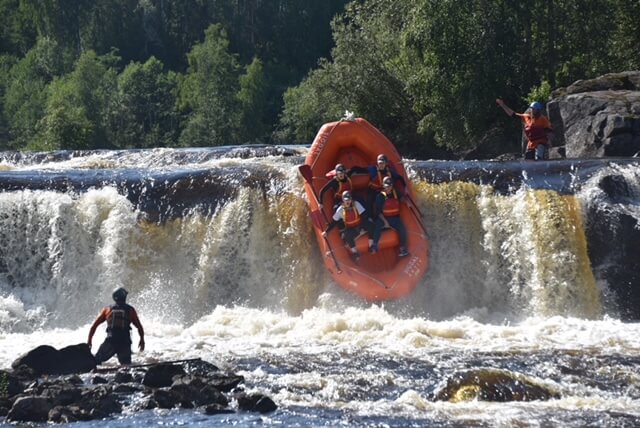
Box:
[7,396,52,422]
[236,392,278,413]
[11,344,96,376]
[142,363,186,388]
[549,71,640,158]
[433,368,560,402]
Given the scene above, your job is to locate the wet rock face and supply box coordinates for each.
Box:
[583,175,640,320]
[549,71,640,158]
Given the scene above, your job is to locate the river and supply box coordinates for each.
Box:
[1,147,639,427]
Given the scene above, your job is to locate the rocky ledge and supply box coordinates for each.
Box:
[0,343,276,423]
[548,70,640,158]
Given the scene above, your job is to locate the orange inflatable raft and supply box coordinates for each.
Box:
[300,117,429,300]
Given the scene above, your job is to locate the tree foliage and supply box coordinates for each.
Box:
[280,0,640,156]
[178,24,241,147]
[108,57,178,148]
[0,0,638,155]
[33,50,117,150]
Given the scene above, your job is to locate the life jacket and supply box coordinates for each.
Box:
[341,204,361,228]
[107,303,132,340]
[522,115,551,149]
[381,190,401,217]
[334,177,353,202]
[369,167,393,191]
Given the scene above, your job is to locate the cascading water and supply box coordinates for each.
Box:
[0,148,639,427]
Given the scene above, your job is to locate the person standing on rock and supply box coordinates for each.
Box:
[496,99,554,160]
[88,287,145,365]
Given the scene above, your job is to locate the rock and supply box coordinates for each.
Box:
[0,358,259,423]
[142,363,186,388]
[11,343,96,376]
[169,375,230,407]
[7,396,52,422]
[549,71,640,158]
[236,392,278,413]
[433,368,560,402]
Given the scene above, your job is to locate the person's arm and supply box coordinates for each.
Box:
[322,207,342,237]
[318,180,336,208]
[87,308,108,348]
[322,220,339,236]
[496,98,515,117]
[130,308,145,351]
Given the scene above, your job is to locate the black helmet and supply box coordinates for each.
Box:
[342,190,353,201]
[377,154,388,163]
[112,287,128,302]
[335,163,346,173]
[382,177,393,187]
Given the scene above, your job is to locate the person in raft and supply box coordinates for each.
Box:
[366,154,406,216]
[318,163,368,211]
[88,287,145,365]
[496,98,554,160]
[322,190,374,261]
[371,176,409,257]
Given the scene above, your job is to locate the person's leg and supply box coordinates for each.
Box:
[371,218,384,252]
[535,144,546,160]
[524,149,535,160]
[366,189,377,218]
[94,339,117,365]
[343,228,357,249]
[115,343,132,365]
[389,217,407,247]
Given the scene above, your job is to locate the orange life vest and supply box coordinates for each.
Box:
[381,190,400,217]
[335,177,353,202]
[519,114,552,149]
[342,205,361,228]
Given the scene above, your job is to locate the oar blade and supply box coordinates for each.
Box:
[298,164,313,184]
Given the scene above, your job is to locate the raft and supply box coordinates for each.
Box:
[300,117,429,300]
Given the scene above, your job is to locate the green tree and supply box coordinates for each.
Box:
[3,37,69,148]
[108,57,178,148]
[0,0,37,56]
[178,24,241,147]
[237,57,269,143]
[34,50,117,150]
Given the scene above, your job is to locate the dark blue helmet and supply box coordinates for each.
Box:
[112,287,128,302]
[529,101,543,111]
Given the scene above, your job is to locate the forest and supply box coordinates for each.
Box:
[0,0,638,158]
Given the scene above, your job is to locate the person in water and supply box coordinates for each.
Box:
[88,287,145,365]
[496,98,554,160]
[366,154,406,216]
[322,190,374,261]
[371,176,409,257]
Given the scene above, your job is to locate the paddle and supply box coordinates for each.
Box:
[298,164,342,273]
